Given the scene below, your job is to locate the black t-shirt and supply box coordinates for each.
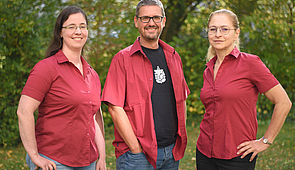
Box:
[142,45,178,147]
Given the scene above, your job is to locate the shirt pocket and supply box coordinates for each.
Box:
[123,103,144,137]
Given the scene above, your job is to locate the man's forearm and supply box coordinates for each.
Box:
[108,104,142,153]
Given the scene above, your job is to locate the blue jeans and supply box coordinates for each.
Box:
[26,153,96,170]
[116,143,179,170]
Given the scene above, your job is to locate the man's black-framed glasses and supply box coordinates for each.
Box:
[137,16,164,23]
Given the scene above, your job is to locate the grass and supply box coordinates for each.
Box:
[1,121,294,170]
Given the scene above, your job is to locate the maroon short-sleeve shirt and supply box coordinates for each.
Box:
[102,38,190,168]
[21,50,101,167]
[198,48,279,159]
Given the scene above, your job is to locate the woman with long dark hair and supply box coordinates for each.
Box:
[17,6,106,170]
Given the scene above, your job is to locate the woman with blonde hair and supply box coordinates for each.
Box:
[196,9,292,170]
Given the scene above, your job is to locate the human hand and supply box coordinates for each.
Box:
[31,154,56,170]
[130,144,143,154]
[237,139,270,161]
[96,157,106,170]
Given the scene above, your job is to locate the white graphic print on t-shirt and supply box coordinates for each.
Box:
[154,66,166,84]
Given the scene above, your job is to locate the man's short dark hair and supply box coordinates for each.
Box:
[136,0,165,17]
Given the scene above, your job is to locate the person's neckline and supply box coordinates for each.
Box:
[141,45,161,51]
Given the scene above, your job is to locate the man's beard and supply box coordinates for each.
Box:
[141,25,163,41]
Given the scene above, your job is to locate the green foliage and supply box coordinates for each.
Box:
[0,0,294,147]
[0,0,62,146]
[238,0,295,120]
[172,0,295,122]
[171,3,212,122]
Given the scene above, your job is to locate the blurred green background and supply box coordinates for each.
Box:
[0,0,294,149]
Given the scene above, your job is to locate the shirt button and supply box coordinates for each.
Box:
[150,78,153,80]
[89,101,92,104]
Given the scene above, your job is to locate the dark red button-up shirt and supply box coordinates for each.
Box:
[21,50,101,167]
[102,38,190,168]
[198,48,279,159]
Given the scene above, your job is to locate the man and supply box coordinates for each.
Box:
[102,0,190,169]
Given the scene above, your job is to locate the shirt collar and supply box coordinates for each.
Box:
[231,47,240,58]
[55,50,91,70]
[130,37,175,56]
[55,50,69,64]
[206,47,241,68]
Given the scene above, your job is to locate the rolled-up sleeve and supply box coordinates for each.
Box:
[102,53,126,107]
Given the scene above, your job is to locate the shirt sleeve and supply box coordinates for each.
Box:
[184,79,190,99]
[176,51,190,99]
[248,56,279,93]
[21,59,54,102]
[101,52,126,107]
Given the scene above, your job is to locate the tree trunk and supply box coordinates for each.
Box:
[161,0,202,42]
